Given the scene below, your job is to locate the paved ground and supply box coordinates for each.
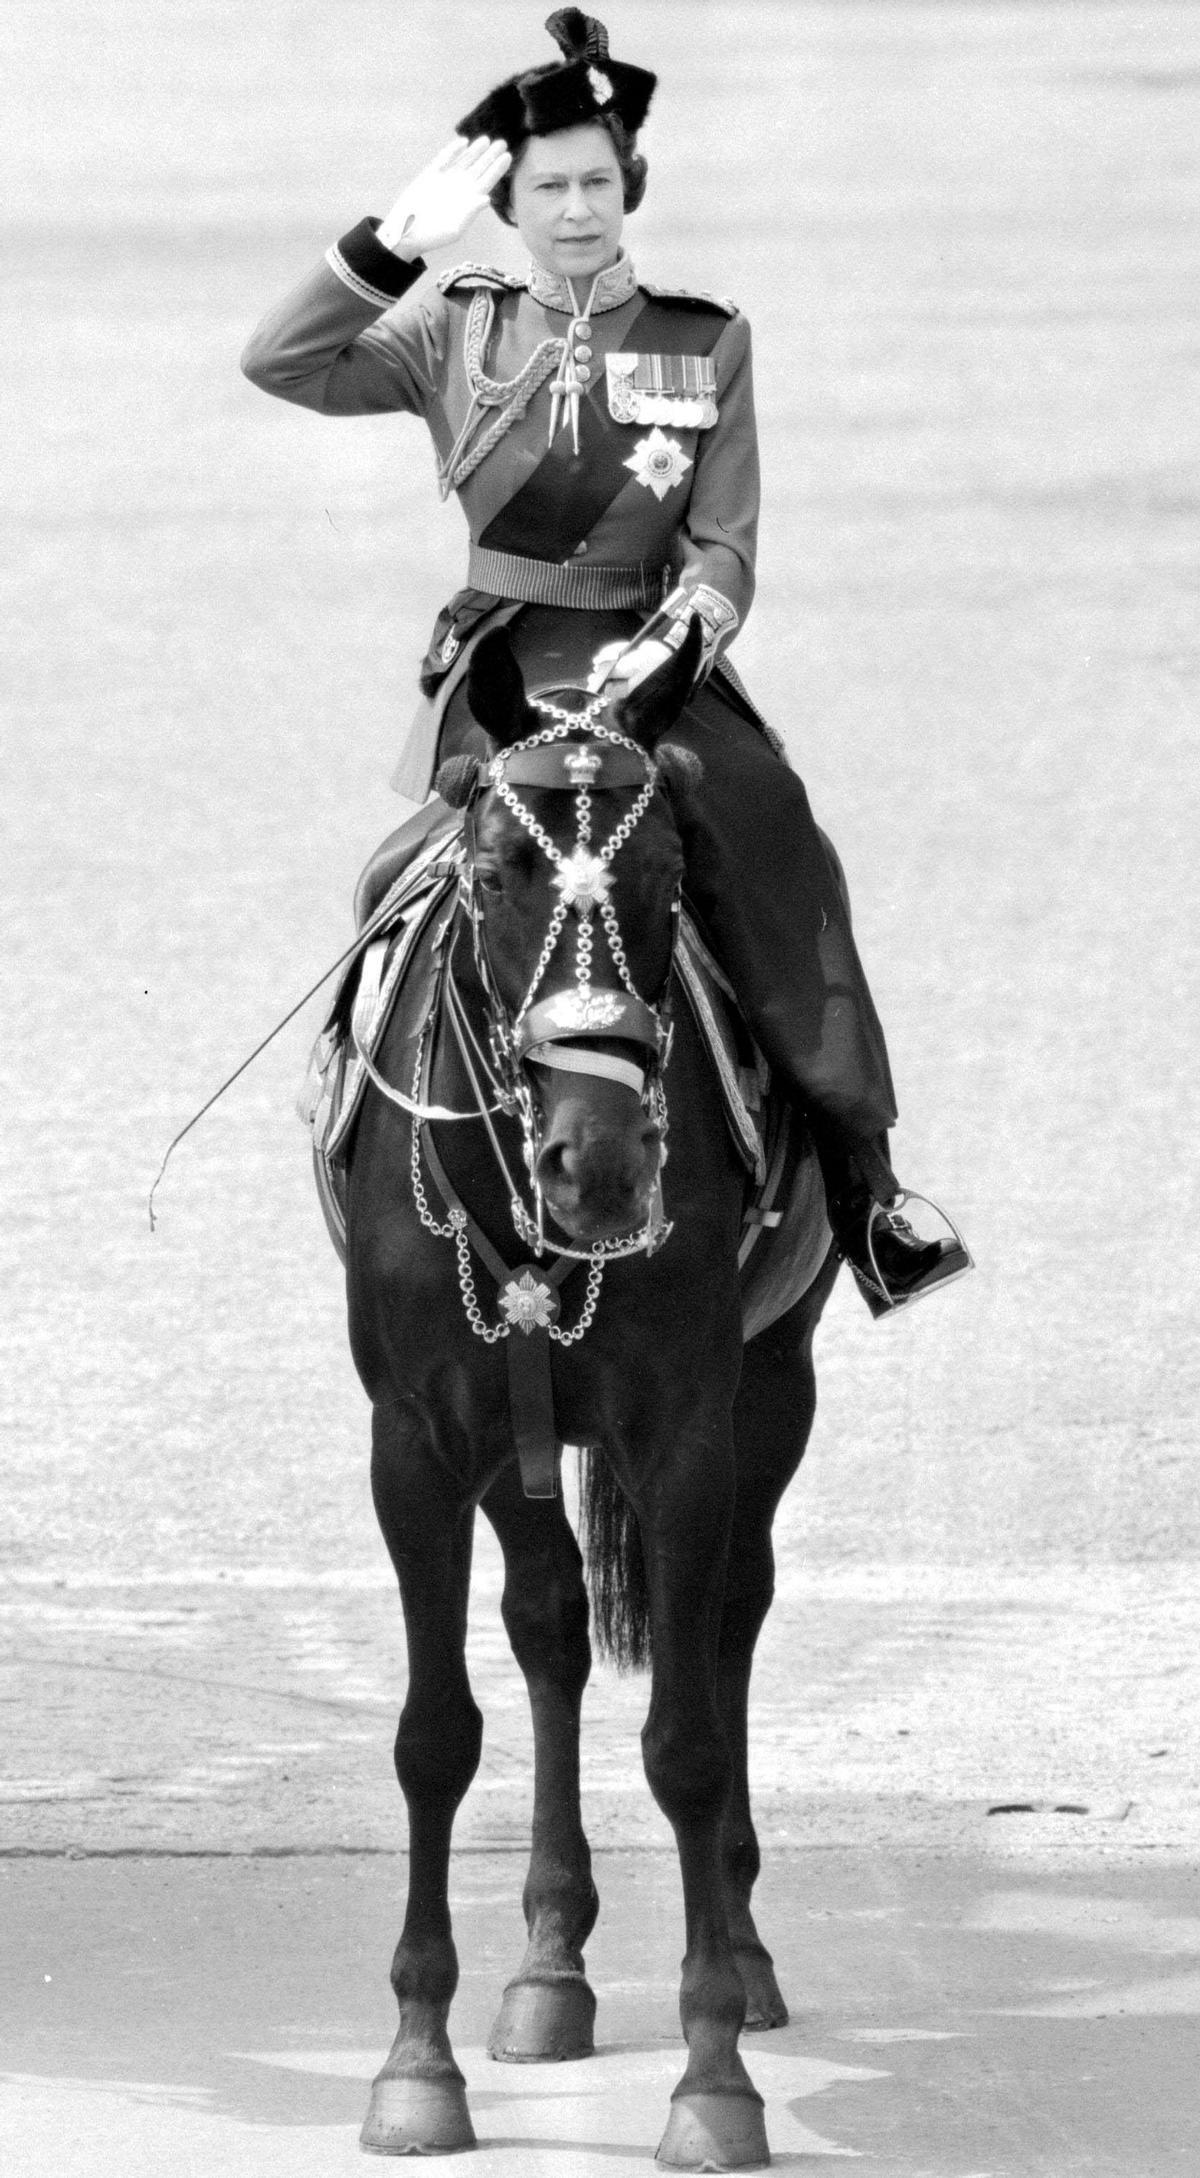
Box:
[5,1850,1200,2176]
[4,1,1200,2169]
[4,1547,1199,1859]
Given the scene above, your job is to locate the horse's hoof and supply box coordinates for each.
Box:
[655,2090,770,2172]
[360,2074,476,2155]
[487,1973,596,2062]
[737,1953,789,2032]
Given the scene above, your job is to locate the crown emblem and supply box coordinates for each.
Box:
[564,746,602,786]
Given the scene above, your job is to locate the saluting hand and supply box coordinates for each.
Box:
[378,136,512,260]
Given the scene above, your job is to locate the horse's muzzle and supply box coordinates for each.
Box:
[534,1102,664,1242]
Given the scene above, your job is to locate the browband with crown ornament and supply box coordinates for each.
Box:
[493,739,652,792]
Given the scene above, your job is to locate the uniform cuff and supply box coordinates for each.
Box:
[664,582,739,676]
[325,218,426,309]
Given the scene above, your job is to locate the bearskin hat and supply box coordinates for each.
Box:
[456,11,656,149]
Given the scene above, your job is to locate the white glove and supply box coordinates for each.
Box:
[588,638,675,694]
[378,136,512,260]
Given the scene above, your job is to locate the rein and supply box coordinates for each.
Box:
[352,970,506,1124]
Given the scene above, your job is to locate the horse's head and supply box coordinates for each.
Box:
[436,620,704,1253]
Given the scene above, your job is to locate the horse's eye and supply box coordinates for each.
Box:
[477,868,505,895]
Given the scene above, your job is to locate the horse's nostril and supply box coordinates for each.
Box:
[537,1141,565,1180]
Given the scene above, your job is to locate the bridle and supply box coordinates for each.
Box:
[357,689,681,1276]
[350,687,683,1461]
[458,692,678,1260]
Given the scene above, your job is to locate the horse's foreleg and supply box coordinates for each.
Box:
[720,1282,834,2032]
[636,1436,771,2173]
[361,1407,482,2155]
[481,1460,599,2062]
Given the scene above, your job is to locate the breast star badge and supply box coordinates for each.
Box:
[624,427,693,502]
[499,1269,560,1335]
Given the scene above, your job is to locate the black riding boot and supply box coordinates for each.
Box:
[806,1119,972,1318]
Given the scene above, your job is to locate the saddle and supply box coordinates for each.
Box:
[298,826,831,1341]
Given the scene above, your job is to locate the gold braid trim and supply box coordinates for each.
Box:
[437,291,565,499]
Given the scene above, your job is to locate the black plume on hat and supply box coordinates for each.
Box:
[456,12,656,150]
[545,9,610,63]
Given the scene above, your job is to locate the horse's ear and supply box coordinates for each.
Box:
[613,616,704,750]
[465,629,540,749]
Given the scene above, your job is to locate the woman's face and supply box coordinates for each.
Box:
[510,124,625,280]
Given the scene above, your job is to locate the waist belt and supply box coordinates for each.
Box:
[465,546,665,612]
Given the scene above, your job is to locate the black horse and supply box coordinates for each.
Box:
[344,622,838,2167]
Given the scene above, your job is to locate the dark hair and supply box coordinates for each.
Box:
[490,112,648,226]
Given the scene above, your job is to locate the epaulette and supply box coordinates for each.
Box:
[437,262,525,295]
[639,279,739,319]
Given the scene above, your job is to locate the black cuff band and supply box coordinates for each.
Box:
[328,218,426,307]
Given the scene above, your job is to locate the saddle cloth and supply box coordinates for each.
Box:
[298,833,831,1339]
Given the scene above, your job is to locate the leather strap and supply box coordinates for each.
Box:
[525,1043,646,1096]
[418,1117,579,1501]
[517,989,663,1057]
[498,739,651,792]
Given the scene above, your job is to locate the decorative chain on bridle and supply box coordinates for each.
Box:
[405,695,678,1341]
[489,701,661,1024]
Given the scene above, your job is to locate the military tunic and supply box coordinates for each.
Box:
[242,218,899,1149]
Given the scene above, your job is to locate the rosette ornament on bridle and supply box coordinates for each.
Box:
[461,690,677,1260]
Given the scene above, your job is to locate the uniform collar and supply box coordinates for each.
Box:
[525,251,638,316]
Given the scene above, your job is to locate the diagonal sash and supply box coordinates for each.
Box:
[478,296,729,563]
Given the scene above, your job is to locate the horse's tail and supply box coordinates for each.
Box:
[577,1448,651,1671]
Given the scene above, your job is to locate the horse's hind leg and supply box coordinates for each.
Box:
[632,1425,771,2171]
[360,1408,482,2154]
[720,1268,837,2031]
[480,1459,599,2061]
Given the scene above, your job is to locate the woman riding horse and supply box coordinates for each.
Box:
[241,7,971,1315]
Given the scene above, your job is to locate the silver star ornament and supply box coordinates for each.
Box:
[499,1270,558,1335]
[553,850,612,913]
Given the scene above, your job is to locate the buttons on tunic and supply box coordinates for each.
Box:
[574,344,593,362]
[574,364,591,384]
